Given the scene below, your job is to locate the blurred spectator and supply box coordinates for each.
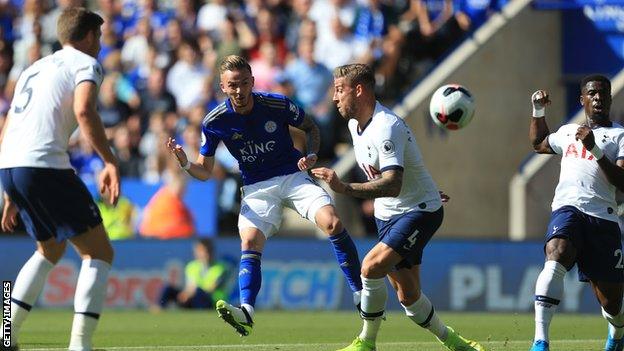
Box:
[138,67,177,128]
[314,14,364,70]
[197,0,228,37]
[249,7,288,66]
[456,0,507,30]
[285,0,312,53]
[214,15,254,65]
[112,124,143,177]
[121,16,152,70]
[96,0,127,40]
[97,73,132,129]
[99,15,124,63]
[309,0,358,46]
[139,172,195,238]
[14,0,44,42]
[174,0,198,37]
[166,39,209,115]
[158,239,233,309]
[97,194,137,240]
[70,134,105,185]
[283,38,334,158]
[249,41,281,92]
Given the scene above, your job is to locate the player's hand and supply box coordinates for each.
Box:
[1,194,18,232]
[311,167,346,193]
[177,290,192,304]
[99,162,120,206]
[531,90,550,117]
[439,191,450,203]
[298,153,318,171]
[166,137,189,168]
[576,125,596,150]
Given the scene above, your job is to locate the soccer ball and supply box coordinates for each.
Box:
[429,84,475,130]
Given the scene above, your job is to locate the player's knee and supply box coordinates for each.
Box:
[361,259,386,279]
[603,304,624,327]
[545,240,576,268]
[38,241,66,264]
[603,299,623,317]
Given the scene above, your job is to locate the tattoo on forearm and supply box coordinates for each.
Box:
[298,116,320,154]
[344,175,401,199]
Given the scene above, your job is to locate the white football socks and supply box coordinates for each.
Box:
[69,259,111,351]
[403,293,448,340]
[10,251,55,346]
[603,307,624,340]
[358,276,387,344]
[534,260,566,342]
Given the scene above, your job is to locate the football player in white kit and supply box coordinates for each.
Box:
[0,8,119,351]
[312,64,485,351]
[529,76,624,351]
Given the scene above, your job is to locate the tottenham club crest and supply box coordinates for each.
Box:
[381,140,395,155]
[265,121,277,133]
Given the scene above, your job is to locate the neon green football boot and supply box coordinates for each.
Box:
[215,300,253,337]
[335,337,376,351]
[440,327,487,351]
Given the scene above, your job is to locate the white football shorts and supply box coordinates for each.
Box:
[238,171,334,237]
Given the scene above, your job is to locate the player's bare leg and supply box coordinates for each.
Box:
[67,224,113,351]
[7,238,66,349]
[216,227,265,336]
[315,205,363,307]
[591,281,624,351]
[388,264,485,351]
[530,238,576,351]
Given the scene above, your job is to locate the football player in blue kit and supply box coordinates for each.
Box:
[166,55,362,336]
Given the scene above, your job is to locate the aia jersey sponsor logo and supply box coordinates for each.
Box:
[564,143,596,160]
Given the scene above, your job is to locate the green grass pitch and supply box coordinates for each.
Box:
[14,310,607,350]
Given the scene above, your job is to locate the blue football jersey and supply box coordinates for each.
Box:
[200,92,306,185]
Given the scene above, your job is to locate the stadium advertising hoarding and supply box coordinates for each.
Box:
[0,237,601,312]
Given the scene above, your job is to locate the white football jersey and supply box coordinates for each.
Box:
[548,122,624,222]
[0,46,103,169]
[349,102,442,220]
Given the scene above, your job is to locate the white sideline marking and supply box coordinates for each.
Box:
[23,339,604,350]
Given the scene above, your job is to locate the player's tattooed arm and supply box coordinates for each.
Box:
[312,167,403,199]
[295,115,321,155]
[343,169,403,199]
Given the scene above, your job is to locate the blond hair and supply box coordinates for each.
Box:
[219,55,252,75]
[333,64,375,90]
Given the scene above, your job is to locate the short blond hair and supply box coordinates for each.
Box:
[57,7,103,44]
[219,55,252,75]
[333,64,375,90]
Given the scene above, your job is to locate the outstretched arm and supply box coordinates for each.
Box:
[166,137,214,181]
[311,167,403,199]
[529,90,556,154]
[294,115,321,170]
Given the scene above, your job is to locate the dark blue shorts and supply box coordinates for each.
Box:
[375,207,443,270]
[0,167,102,242]
[545,205,624,283]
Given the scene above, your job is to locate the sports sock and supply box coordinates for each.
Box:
[69,259,111,351]
[10,251,55,345]
[534,260,566,342]
[603,307,624,339]
[328,229,363,293]
[358,276,387,344]
[403,293,448,340]
[239,251,262,309]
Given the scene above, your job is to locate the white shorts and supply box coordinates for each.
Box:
[238,171,334,237]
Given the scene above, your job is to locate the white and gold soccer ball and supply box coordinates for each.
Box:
[429,84,475,131]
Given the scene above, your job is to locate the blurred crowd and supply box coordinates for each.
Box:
[0,0,506,237]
